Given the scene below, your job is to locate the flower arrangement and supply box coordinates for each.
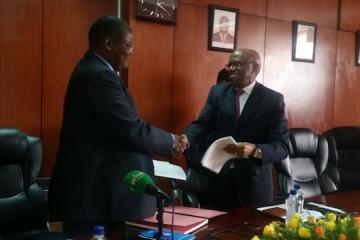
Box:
[252,212,360,240]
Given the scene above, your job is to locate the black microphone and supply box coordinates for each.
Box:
[123,170,174,205]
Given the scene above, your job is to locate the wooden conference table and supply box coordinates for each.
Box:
[193,191,360,239]
[104,191,360,239]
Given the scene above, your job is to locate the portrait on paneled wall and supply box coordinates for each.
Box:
[292,21,317,63]
[208,5,239,52]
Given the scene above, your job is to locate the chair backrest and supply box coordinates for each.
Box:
[324,126,360,191]
[276,128,337,197]
[0,128,49,238]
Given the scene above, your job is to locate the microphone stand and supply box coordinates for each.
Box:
[154,197,166,240]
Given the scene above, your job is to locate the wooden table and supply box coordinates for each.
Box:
[193,191,360,239]
[104,191,360,239]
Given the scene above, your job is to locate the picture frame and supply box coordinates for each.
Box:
[292,21,317,63]
[356,30,360,66]
[208,5,239,52]
[136,0,178,25]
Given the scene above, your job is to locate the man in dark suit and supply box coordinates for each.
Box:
[185,49,289,210]
[48,16,188,236]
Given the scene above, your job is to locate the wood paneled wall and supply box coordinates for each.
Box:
[126,0,360,168]
[41,0,117,180]
[0,0,42,135]
[1,0,360,176]
[0,0,117,176]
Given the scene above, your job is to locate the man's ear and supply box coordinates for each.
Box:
[252,63,260,74]
[105,38,111,51]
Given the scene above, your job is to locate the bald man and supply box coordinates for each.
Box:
[185,49,289,210]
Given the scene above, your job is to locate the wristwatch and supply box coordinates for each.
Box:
[252,147,262,159]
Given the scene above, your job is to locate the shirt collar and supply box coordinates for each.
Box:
[92,51,114,72]
[235,81,256,95]
[242,81,256,95]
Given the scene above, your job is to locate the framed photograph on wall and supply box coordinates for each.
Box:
[356,30,360,66]
[208,5,239,52]
[292,21,317,63]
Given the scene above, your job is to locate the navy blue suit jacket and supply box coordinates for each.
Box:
[185,82,289,207]
[49,52,173,222]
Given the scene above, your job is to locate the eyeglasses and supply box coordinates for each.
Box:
[225,62,256,71]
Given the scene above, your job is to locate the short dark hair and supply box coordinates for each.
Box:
[88,16,132,49]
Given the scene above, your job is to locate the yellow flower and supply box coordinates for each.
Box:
[251,235,260,240]
[326,221,336,231]
[270,221,279,227]
[326,212,337,222]
[317,219,325,226]
[263,224,276,237]
[293,212,302,220]
[253,212,360,240]
[287,217,299,230]
[298,227,312,238]
[341,216,350,225]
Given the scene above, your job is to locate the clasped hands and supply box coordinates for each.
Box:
[172,134,190,158]
[223,142,256,158]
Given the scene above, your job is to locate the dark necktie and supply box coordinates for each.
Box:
[235,89,243,120]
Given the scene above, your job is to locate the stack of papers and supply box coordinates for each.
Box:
[126,206,226,234]
[200,136,239,173]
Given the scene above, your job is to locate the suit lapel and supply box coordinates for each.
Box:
[224,87,238,126]
[237,83,262,127]
[87,51,135,106]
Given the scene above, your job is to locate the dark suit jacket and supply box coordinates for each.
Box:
[48,52,173,222]
[185,82,289,207]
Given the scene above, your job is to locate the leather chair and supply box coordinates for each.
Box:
[324,126,360,191]
[276,128,338,198]
[0,128,63,240]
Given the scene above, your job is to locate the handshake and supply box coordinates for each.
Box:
[172,134,190,158]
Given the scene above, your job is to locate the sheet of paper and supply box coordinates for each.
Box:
[257,204,324,220]
[200,136,238,173]
[153,159,186,180]
[306,202,346,214]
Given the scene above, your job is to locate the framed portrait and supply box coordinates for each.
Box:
[292,21,317,63]
[356,30,360,66]
[208,5,239,52]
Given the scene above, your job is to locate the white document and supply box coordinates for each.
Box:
[306,202,346,214]
[200,136,239,173]
[153,159,186,181]
[257,204,324,220]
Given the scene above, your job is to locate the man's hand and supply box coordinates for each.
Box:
[223,142,256,158]
[172,134,190,158]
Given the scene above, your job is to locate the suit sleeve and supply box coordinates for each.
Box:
[257,94,289,165]
[85,70,173,155]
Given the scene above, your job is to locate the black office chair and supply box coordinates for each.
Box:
[276,128,338,198]
[0,128,63,240]
[324,126,360,191]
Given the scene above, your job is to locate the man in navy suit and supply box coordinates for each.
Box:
[48,16,188,236]
[185,49,289,210]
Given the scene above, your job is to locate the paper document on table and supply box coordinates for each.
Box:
[257,204,324,220]
[200,136,238,173]
[153,159,186,181]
